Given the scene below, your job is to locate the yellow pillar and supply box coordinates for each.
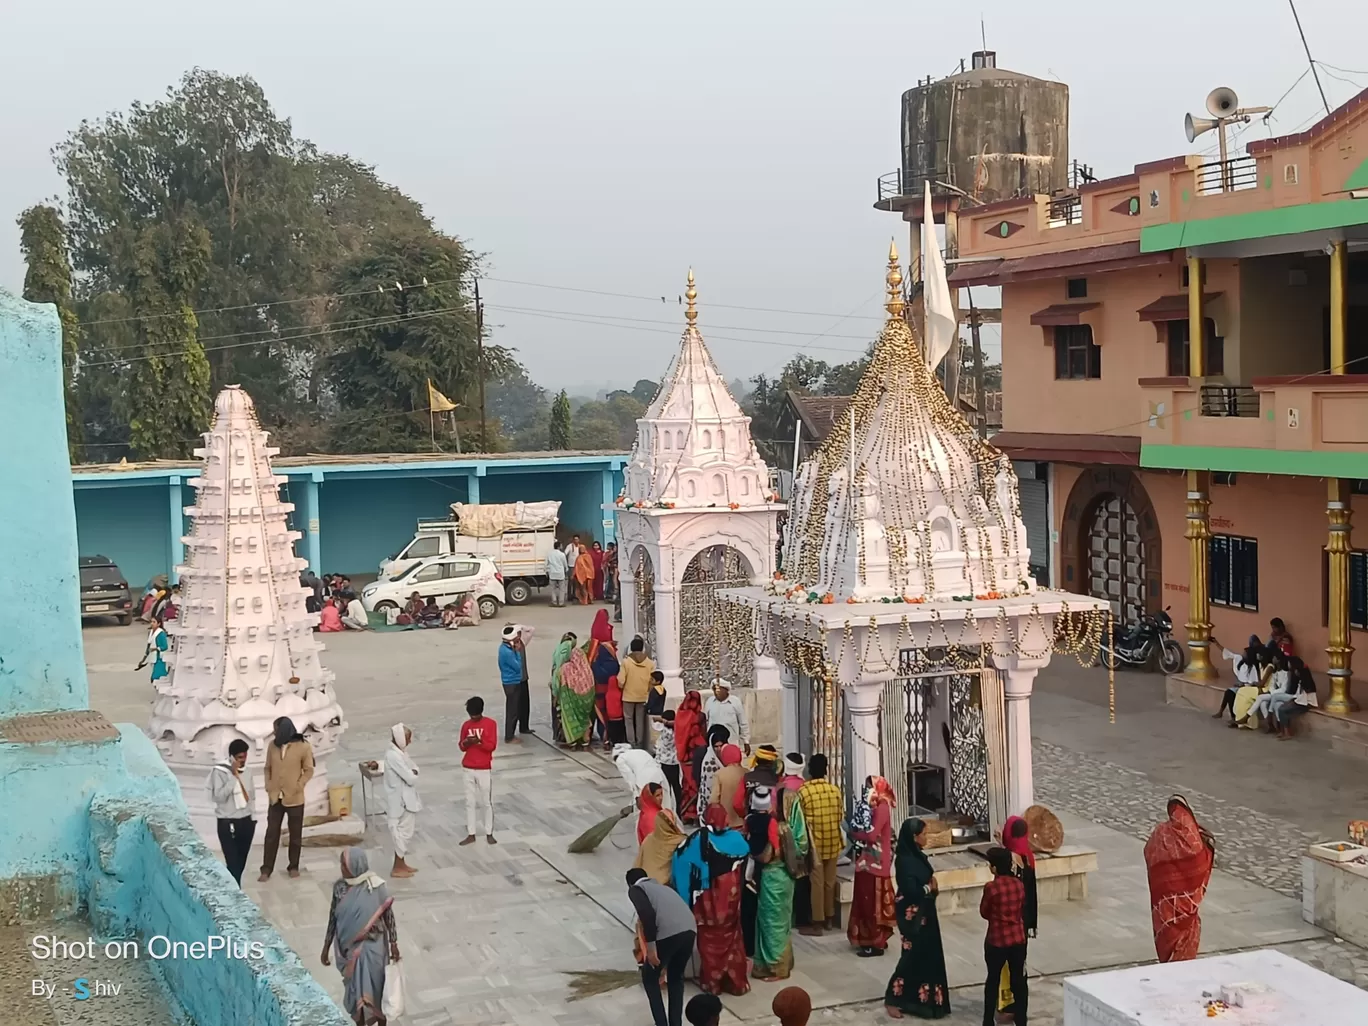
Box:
[1187,255,1205,378]
[1331,241,1348,375]
[1325,478,1358,713]
[1184,468,1216,679]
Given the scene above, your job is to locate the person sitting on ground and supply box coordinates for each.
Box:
[419,596,443,627]
[159,584,181,622]
[397,591,425,626]
[318,596,344,632]
[441,602,461,629]
[341,590,369,630]
[1213,634,1262,722]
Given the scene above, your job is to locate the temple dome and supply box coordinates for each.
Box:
[780,245,1034,603]
[622,271,772,508]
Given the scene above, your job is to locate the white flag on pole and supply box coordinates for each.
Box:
[922,180,957,373]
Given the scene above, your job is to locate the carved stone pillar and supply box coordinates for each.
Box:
[1326,478,1358,713]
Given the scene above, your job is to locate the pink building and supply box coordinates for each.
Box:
[882,85,1368,726]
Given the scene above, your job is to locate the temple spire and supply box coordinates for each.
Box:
[685,268,698,325]
[884,240,904,320]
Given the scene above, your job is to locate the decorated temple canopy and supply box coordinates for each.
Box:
[622,271,773,508]
[778,242,1033,605]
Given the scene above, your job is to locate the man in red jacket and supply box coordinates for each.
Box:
[459,696,498,845]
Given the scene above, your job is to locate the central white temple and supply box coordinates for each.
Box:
[724,245,1107,833]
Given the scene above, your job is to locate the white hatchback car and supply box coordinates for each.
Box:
[360,553,505,620]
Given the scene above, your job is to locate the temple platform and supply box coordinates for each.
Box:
[1302,842,1368,948]
[1167,673,1368,760]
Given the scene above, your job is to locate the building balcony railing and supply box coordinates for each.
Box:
[1046,194,1083,227]
[1139,375,1368,455]
[875,168,956,209]
[1195,155,1259,196]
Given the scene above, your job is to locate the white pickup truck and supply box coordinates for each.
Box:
[379,501,560,606]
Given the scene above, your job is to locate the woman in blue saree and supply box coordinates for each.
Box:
[321,848,401,1025]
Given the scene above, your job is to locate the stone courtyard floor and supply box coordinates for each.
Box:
[80,604,1368,1025]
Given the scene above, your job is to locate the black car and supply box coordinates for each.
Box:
[79,555,134,625]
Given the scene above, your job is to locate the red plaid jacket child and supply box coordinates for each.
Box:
[980,874,1027,948]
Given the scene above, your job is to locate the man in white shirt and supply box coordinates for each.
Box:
[704,679,750,754]
[545,542,569,607]
[341,591,369,630]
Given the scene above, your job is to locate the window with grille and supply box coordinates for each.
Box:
[1054,324,1101,380]
[1209,534,1258,610]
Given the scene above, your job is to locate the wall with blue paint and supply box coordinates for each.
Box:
[0,290,88,714]
[84,731,349,1026]
[319,473,476,574]
[74,485,173,590]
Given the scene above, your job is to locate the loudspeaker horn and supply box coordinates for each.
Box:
[1185,113,1220,143]
[1206,87,1239,117]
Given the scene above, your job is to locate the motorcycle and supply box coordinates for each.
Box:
[1094,606,1185,674]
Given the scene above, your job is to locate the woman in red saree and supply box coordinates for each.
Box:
[848,776,896,956]
[692,804,751,996]
[589,541,605,600]
[1143,795,1216,962]
[674,691,707,823]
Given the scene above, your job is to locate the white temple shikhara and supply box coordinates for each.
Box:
[149,386,347,842]
[724,244,1107,832]
[613,271,783,697]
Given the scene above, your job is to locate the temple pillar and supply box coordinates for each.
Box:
[845,680,883,795]
[1187,256,1205,378]
[1331,241,1348,375]
[1000,663,1038,816]
[654,584,683,696]
[779,663,799,754]
[618,562,638,640]
[1326,478,1358,713]
[304,472,323,573]
[1184,469,1216,680]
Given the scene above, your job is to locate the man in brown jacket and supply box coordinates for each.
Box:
[259,716,315,881]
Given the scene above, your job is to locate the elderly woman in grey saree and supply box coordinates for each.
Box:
[321,848,401,1025]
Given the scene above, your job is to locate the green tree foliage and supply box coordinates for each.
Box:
[488,364,550,450]
[549,390,572,450]
[17,204,82,458]
[323,234,513,452]
[121,220,214,458]
[746,350,871,463]
[570,392,644,450]
[44,68,543,460]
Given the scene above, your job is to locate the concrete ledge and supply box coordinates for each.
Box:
[1302,848,1368,947]
[1167,674,1368,759]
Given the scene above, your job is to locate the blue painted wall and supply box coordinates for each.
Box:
[70,460,627,584]
[319,474,476,574]
[0,290,88,714]
[74,485,173,590]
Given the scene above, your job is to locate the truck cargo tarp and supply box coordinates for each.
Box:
[451,501,562,537]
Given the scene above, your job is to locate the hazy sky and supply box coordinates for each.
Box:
[3,1,1366,393]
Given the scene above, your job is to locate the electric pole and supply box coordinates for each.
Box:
[967,288,988,437]
[475,277,487,452]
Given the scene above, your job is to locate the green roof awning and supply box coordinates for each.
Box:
[1141,198,1368,253]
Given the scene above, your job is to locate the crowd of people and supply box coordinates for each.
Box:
[1211,617,1318,739]
[546,535,620,608]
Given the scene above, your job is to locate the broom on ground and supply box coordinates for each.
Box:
[567,804,634,854]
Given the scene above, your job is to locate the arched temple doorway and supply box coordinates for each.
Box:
[679,544,754,690]
[632,546,657,657]
[1061,468,1162,624]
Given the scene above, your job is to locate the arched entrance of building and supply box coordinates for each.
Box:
[1060,468,1162,625]
[679,544,754,690]
[632,546,657,657]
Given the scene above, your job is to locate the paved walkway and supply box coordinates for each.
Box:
[79,608,1368,1025]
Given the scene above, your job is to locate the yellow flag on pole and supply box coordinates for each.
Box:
[427,379,457,413]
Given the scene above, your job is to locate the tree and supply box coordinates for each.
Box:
[629,378,658,404]
[17,205,81,459]
[52,69,439,455]
[120,219,214,458]
[487,364,550,447]
[745,349,871,463]
[549,390,572,449]
[571,393,644,449]
[322,234,513,452]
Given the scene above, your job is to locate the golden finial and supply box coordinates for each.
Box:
[685,268,698,325]
[884,239,905,319]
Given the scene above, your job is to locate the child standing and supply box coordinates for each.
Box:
[458,696,498,846]
[655,708,682,808]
